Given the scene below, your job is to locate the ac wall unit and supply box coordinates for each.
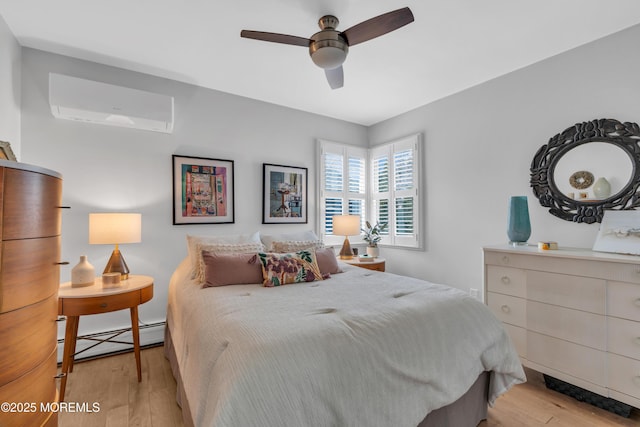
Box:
[49,73,174,133]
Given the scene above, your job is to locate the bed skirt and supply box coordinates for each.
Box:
[164,326,489,427]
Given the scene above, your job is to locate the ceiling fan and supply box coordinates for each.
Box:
[240,7,414,89]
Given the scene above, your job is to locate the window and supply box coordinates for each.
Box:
[370,135,421,248]
[319,141,367,246]
[318,135,421,249]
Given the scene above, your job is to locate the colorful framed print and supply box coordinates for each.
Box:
[262,163,307,224]
[173,155,234,225]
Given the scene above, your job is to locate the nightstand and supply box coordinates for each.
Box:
[340,257,386,272]
[57,275,153,401]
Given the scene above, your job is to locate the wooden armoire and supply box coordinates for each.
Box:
[0,161,63,427]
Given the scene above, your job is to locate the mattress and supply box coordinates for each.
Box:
[166,258,525,427]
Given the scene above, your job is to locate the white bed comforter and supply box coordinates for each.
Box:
[167,259,525,427]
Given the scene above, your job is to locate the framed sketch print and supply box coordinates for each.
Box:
[592,210,640,255]
[262,163,307,224]
[173,155,234,225]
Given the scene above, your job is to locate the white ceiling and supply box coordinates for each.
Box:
[2,0,640,126]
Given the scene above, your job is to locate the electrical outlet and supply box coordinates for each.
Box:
[469,288,479,299]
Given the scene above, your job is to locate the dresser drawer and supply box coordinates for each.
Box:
[0,349,57,427]
[0,295,57,387]
[607,316,640,360]
[608,281,640,321]
[59,288,142,316]
[0,236,61,313]
[608,353,640,401]
[486,265,525,297]
[527,300,605,350]
[487,292,526,328]
[527,331,606,386]
[2,168,62,240]
[503,323,527,359]
[527,270,605,314]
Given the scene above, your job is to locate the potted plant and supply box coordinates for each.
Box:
[362,221,387,258]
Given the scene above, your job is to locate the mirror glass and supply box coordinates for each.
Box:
[553,142,633,201]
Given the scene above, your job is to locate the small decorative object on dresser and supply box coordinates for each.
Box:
[507,196,531,246]
[593,176,612,199]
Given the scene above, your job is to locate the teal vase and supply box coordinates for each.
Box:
[507,196,531,246]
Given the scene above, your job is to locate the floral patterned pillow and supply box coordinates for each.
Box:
[258,250,323,287]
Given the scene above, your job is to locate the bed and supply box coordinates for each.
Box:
[164,235,525,427]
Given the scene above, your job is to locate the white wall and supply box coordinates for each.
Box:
[368,24,640,294]
[19,48,367,355]
[0,14,20,157]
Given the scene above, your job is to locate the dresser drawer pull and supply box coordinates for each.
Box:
[56,206,71,209]
[56,316,66,322]
[54,373,67,379]
[100,303,108,308]
[501,304,511,314]
[55,261,70,265]
[501,276,511,284]
[502,256,510,264]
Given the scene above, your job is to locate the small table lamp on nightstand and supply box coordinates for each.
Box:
[333,214,360,259]
[89,212,141,279]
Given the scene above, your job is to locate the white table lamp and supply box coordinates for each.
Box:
[333,214,360,259]
[89,213,141,279]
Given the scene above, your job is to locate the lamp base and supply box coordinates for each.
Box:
[103,247,130,280]
[339,237,354,260]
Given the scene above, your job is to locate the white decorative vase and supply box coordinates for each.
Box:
[593,177,611,199]
[71,255,95,288]
[366,246,379,258]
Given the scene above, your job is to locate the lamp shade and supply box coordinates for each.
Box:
[332,215,360,236]
[89,213,142,244]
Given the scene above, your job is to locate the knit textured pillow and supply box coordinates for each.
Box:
[271,239,325,253]
[258,250,323,287]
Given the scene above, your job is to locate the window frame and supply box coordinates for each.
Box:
[318,140,368,247]
[318,134,422,249]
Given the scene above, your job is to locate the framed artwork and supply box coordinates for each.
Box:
[172,155,234,225]
[262,163,307,224]
[0,141,16,161]
[592,210,640,255]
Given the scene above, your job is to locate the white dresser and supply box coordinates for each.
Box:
[483,244,640,409]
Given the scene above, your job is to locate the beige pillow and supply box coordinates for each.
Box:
[260,230,319,251]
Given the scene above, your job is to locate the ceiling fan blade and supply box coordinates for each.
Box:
[325,66,344,89]
[341,7,414,46]
[240,30,311,47]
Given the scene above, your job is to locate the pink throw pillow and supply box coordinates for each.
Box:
[202,252,263,287]
[315,247,343,276]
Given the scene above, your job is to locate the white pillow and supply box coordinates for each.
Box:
[187,232,261,278]
[261,230,319,251]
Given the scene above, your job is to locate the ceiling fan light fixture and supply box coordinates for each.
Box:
[310,45,347,69]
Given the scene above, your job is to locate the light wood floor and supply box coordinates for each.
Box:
[59,346,639,426]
